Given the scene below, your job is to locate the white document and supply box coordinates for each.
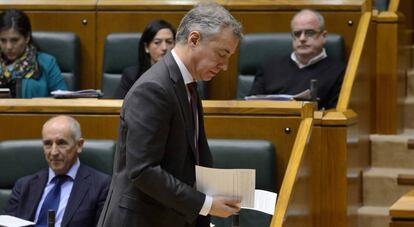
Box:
[244,89,311,101]
[51,89,103,98]
[242,189,278,215]
[0,215,34,227]
[196,165,255,207]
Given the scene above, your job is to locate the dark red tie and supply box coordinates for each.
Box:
[187,82,199,163]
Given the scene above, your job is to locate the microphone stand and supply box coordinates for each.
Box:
[47,209,55,227]
[15,73,23,98]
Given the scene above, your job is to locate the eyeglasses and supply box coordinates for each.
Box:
[292,29,321,39]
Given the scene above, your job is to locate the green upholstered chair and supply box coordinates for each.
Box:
[101,32,208,99]
[32,32,80,91]
[208,139,276,227]
[374,0,389,11]
[0,139,115,213]
[236,32,345,99]
[102,33,141,98]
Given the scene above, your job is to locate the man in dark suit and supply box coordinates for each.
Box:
[4,115,110,227]
[98,2,242,227]
[249,9,345,109]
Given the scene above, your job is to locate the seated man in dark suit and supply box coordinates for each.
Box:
[4,115,111,227]
[248,9,345,109]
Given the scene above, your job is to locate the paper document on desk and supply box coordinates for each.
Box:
[195,166,255,207]
[51,89,103,98]
[0,215,34,227]
[244,89,311,101]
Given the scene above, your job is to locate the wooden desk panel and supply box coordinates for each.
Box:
[0,0,96,10]
[0,99,305,191]
[97,0,226,10]
[390,190,414,226]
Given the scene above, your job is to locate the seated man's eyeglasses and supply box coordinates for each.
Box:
[292,29,321,39]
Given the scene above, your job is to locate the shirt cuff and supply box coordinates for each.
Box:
[199,195,213,216]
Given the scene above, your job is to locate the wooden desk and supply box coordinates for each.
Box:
[390,189,414,226]
[0,98,307,192]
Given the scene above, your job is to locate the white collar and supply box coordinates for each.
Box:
[171,49,195,85]
[291,48,327,69]
[47,158,80,183]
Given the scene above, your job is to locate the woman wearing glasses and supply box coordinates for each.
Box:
[248,9,345,110]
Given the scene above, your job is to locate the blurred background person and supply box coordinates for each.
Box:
[114,19,175,99]
[248,9,345,109]
[0,9,67,98]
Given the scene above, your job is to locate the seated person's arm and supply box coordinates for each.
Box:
[45,56,68,92]
[325,66,345,109]
[114,66,139,99]
[248,66,265,96]
[3,178,24,217]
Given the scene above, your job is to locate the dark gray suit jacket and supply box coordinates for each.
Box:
[98,52,213,227]
[4,164,111,227]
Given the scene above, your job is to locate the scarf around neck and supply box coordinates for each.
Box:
[0,44,40,88]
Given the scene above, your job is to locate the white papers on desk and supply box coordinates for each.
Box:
[0,215,34,227]
[242,189,277,215]
[196,166,255,207]
[51,89,103,98]
[244,89,311,101]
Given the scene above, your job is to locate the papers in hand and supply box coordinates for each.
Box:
[196,166,255,207]
[244,89,311,101]
[0,215,34,227]
[243,189,277,215]
[51,89,103,98]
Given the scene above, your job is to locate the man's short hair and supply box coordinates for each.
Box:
[291,9,325,32]
[43,115,82,141]
[175,2,243,44]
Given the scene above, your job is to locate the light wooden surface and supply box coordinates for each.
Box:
[270,103,314,227]
[97,0,225,10]
[337,12,371,111]
[374,11,405,134]
[0,0,96,10]
[226,0,367,10]
[0,98,122,113]
[390,190,414,220]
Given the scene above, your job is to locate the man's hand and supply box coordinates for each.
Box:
[209,196,241,218]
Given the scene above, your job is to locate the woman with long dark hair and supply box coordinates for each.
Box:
[0,9,67,98]
[114,19,175,99]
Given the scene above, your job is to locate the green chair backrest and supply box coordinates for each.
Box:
[102,33,142,98]
[208,139,276,227]
[32,32,80,91]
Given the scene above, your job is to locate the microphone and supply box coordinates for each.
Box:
[232,212,240,227]
[15,73,23,98]
[310,79,318,102]
[47,209,56,227]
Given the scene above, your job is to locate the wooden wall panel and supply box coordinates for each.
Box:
[204,116,300,191]
[0,114,120,140]
[27,12,97,90]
